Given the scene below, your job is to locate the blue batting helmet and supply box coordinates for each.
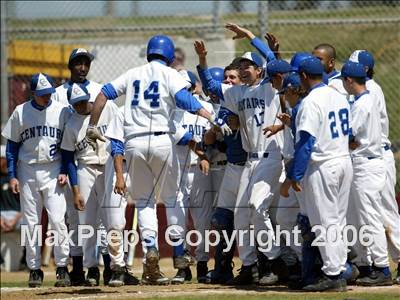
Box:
[147,35,175,65]
[209,67,224,82]
[290,52,313,72]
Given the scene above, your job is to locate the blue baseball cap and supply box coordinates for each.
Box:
[298,57,324,75]
[290,52,313,72]
[349,50,374,69]
[267,59,292,77]
[341,61,367,78]
[239,52,264,68]
[30,73,56,96]
[67,83,90,105]
[68,48,94,67]
[186,70,198,88]
[278,72,301,94]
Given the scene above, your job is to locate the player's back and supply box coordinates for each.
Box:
[366,78,390,147]
[120,61,188,136]
[297,84,350,162]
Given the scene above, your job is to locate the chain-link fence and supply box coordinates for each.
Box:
[1,0,400,190]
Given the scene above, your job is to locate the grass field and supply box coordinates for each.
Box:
[1,258,400,300]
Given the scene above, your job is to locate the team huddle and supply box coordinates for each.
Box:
[2,23,399,292]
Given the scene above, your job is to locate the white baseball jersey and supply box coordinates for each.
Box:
[108,61,189,137]
[2,100,71,164]
[350,91,382,158]
[52,80,102,107]
[174,99,213,165]
[105,105,126,143]
[366,79,390,147]
[296,84,351,162]
[220,80,282,153]
[61,101,120,165]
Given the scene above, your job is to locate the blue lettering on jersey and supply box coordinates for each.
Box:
[238,98,265,111]
[182,124,207,137]
[328,108,349,139]
[76,124,107,152]
[20,126,62,143]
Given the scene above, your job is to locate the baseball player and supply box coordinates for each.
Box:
[2,73,71,287]
[102,106,140,287]
[60,83,119,286]
[52,48,106,285]
[312,44,347,96]
[349,50,400,284]
[203,63,247,284]
[340,61,391,286]
[281,57,352,292]
[84,35,231,285]
[196,38,288,286]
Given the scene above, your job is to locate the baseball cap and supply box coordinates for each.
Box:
[67,83,90,105]
[298,57,324,75]
[349,50,374,69]
[187,71,198,88]
[68,48,94,66]
[278,73,301,94]
[30,73,56,96]
[266,59,292,76]
[290,52,313,72]
[239,52,264,68]
[340,61,367,78]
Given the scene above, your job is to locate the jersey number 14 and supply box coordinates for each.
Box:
[131,80,160,107]
[328,108,349,139]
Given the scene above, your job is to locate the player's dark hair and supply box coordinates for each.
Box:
[343,76,366,85]
[290,86,308,98]
[230,57,242,69]
[147,53,169,64]
[307,73,323,80]
[366,68,374,79]
[224,64,239,73]
[314,43,336,59]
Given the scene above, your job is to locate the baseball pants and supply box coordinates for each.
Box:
[19,161,69,270]
[304,156,352,276]
[216,162,244,211]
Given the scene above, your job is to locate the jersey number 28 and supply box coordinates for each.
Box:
[131,80,160,108]
[328,108,349,139]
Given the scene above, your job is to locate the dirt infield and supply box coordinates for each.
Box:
[1,258,399,300]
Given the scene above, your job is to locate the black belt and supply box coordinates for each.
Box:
[231,161,246,166]
[212,160,227,166]
[127,131,168,139]
[153,131,168,136]
[383,143,390,151]
[248,152,269,159]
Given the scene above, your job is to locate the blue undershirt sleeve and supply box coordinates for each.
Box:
[101,83,118,100]
[177,131,193,146]
[288,131,315,182]
[61,149,78,186]
[250,37,276,62]
[6,140,20,179]
[196,65,224,101]
[175,88,203,113]
[110,138,125,157]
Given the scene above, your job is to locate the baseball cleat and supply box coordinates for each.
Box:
[108,266,139,287]
[356,270,392,286]
[196,261,208,283]
[103,268,112,286]
[226,263,259,285]
[85,267,100,286]
[171,267,192,284]
[28,269,44,288]
[303,275,347,292]
[259,271,279,286]
[69,269,86,286]
[141,262,170,285]
[54,267,71,287]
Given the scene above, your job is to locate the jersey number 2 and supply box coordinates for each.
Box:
[131,80,160,107]
[328,108,349,139]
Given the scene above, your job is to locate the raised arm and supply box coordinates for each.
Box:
[225,23,276,62]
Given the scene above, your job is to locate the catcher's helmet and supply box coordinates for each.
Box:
[209,67,224,82]
[147,35,175,65]
[290,52,313,72]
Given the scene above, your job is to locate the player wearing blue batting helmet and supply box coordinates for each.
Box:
[208,67,224,82]
[147,35,175,65]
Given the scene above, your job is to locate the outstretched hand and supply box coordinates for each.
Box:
[194,40,207,58]
[225,23,254,40]
[264,32,280,53]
